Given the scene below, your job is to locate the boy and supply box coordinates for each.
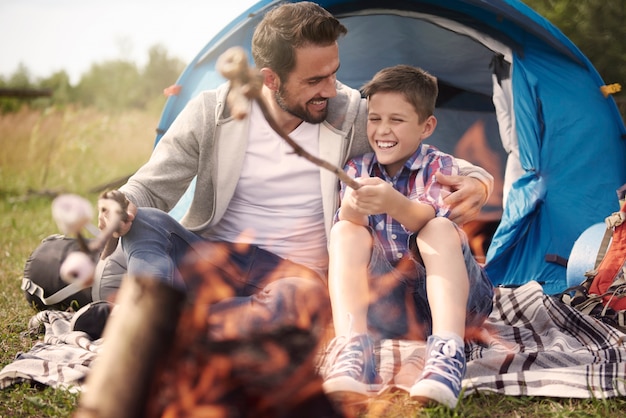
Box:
[322,65,494,408]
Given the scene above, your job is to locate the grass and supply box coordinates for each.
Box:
[0,106,155,418]
[1,107,625,417]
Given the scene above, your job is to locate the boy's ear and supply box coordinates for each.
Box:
[260,68,279,91]
[421,115,437,139]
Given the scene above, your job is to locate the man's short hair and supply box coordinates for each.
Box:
[251,2,347,82]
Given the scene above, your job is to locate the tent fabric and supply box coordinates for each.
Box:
[156,0,626,295]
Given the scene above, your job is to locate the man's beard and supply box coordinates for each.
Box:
[274,87,327,124]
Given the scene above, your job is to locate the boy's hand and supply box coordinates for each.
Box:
[349,176,395,215]
[436,172,488,225]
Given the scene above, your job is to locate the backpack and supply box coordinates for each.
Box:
[23,233,126,307]
[22,234,94,311]
[560,186,626,333]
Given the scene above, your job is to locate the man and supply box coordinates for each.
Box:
[100,0,492,360]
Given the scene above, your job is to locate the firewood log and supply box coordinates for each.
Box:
[73,275,185,418]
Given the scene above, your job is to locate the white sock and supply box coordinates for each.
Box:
[432,331,464,348]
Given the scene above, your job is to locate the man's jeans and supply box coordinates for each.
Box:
[121,207,331,341]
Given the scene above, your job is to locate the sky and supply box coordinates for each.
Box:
[0,0,259,84]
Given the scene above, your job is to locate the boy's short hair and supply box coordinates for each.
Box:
[361,65,438,122]
[252,2,347,82]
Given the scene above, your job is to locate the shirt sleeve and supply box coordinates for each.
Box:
[413,151,459,218]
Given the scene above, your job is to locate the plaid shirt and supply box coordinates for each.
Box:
[337,143,459,264]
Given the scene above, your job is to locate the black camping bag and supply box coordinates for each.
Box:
[22,234,93,311]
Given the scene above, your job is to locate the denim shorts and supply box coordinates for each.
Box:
[365,225,494,340]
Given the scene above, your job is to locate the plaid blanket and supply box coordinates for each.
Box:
[318,281,626,399]
[0,310,101,392]
[2,281,626,399]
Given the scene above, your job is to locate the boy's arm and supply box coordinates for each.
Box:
[337,187,369,226]
[342,178,436,232]
[383,187,436,233]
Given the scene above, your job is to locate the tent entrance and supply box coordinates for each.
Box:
[334,9,515,262]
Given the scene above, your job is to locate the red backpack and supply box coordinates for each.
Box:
[561,186,626,332]
[586,202,626,310]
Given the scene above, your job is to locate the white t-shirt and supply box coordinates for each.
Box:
[207,101,328,276]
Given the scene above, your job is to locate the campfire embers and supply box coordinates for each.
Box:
[146,327,339,417]
[145,241,340,417]
[74,241,343,418]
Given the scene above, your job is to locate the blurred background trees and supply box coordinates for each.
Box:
[525,0,625,89]
[524,0,625,117]
[0,43,185,114]
[0,0,623,118]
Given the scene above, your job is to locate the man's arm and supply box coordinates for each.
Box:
[437,158,494,225]
[456,158,494,197]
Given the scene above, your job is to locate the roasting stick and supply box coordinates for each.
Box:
[216,46,361,191]
[51,192,127,286]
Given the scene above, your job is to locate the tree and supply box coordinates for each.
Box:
[140,44,186,113]
[75,60,143,111]
[142,45,185,99]
[70,45,185,112]
[39,70,74,107]
[7,63,33,88]
[523,0,625,117]
[0,64,34,112]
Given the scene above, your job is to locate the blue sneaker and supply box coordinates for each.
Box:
[322,333,382,398]
[410,335,466,408]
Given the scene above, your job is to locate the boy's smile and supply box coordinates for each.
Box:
[367,91,436,176]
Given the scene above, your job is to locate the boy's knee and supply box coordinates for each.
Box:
[417,217,461,246]
[422,217,455,233]
[329,220,371,248]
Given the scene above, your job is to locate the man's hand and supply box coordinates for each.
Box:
[98,190,136,238]
[436,172,489,225]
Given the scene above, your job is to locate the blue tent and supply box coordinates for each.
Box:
[155,0,626,295]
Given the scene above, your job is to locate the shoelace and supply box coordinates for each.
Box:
[422,340,463,391]
[327,336,365,378]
